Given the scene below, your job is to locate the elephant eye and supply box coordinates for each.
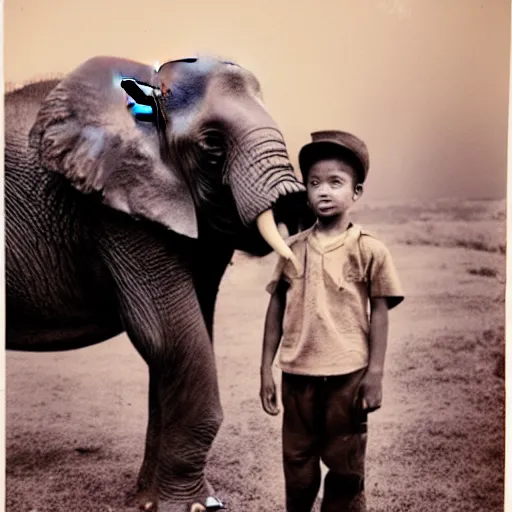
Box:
[198,131,226,169]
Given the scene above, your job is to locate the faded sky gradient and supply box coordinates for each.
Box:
[4,0,510,200]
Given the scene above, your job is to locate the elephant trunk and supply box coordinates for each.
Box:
[228,127,304,226]
[228,127,305,265]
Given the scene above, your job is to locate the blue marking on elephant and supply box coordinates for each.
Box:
[166,74,207,112]
[130,104,153,116]
[115,75,157,119]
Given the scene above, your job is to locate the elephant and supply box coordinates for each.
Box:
[5,55,314,512]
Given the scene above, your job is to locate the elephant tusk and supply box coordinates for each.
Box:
[256,209,300,275]
[190,504,206,512]
[277,222,290,239]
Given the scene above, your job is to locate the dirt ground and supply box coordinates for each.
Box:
[6,199,505,512]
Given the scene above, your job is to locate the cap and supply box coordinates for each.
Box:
[298,130,369,183]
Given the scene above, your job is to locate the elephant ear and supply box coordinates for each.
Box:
[28,56,198,239]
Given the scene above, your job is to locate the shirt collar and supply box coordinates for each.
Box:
[308,222,362,253]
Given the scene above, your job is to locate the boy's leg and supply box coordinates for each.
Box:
[320,368,368,512]
[281,372,322,512]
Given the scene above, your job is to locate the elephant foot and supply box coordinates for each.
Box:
[137,491,157,511]
[157,497,224,512]
[156,482,224,512]
[126,479,222,512]
[140,499,157,511]
[125,486,158,511]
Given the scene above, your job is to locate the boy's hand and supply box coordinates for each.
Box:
[359,370,383,413]
[260,369,280,415]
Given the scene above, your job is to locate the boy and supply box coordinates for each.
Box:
[259,130,404,512]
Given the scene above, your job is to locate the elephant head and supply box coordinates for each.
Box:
[28,55,312,264]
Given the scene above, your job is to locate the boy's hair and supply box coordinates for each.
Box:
[298,130,369,185]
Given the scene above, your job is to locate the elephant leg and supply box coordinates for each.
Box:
[126,369,162,509]
[101,232,223,511]
[135,274,228,509]
[155,359,221,504]
[127,362,219,512]
[122,307,222,512]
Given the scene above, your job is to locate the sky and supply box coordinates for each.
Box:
[4,0,510,201]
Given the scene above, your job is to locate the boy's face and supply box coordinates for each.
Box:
[306,158,362,219]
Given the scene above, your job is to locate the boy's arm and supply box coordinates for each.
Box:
[260,279,288,415]
[360,297,388,413]
[360,238,403,413]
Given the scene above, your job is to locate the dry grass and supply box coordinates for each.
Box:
[467,267,499,278]
[6,198,506,511]
[399,223,506,255]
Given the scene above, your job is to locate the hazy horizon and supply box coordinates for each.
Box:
[4,0,510,201]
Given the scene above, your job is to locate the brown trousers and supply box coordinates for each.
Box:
[281,369,368,512]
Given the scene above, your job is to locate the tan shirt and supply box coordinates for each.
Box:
[266,223,404,376]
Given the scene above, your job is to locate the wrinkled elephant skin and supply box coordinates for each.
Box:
[5,55,313,510]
